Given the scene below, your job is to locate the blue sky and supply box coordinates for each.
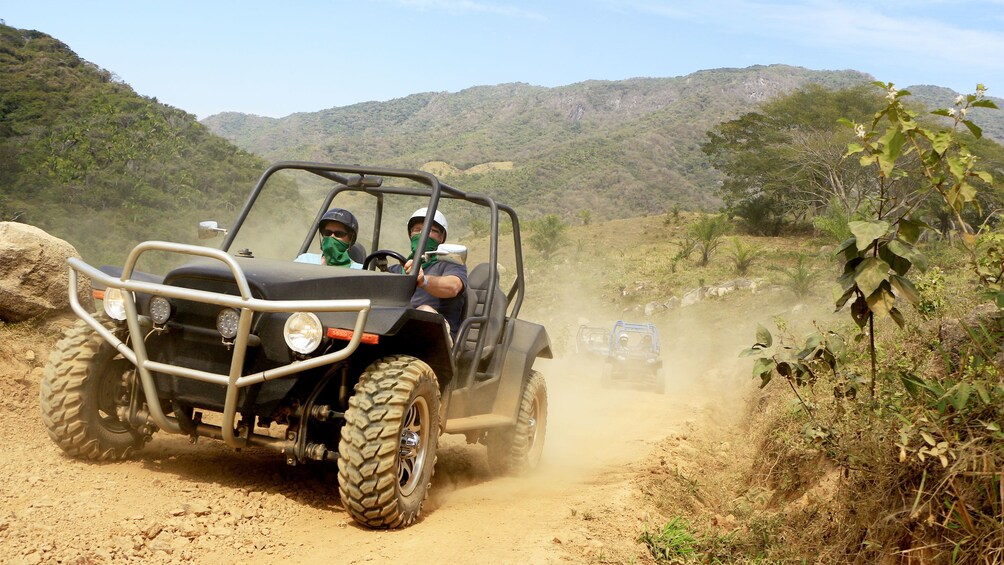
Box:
[3,0,1003,119]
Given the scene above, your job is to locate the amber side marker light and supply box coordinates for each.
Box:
[93,289,106,300]
[327,328,379,345]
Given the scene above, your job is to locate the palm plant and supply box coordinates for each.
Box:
[727,237,765,276]
[689,215,731,266]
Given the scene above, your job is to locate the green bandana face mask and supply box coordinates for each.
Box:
[409,233,439,269]
[321,236,352,267]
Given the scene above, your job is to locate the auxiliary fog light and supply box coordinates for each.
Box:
[216,308,241,339]
[103,288,130,321]
[284,312,323,354]
[149,296,172,325]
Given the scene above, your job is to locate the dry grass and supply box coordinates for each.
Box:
[518,213,1004,563]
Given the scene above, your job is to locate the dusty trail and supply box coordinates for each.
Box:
[0,322,747,564]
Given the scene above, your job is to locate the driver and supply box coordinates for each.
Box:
[390,208,467,342]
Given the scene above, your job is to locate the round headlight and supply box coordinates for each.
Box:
[216,308,241,339]
[103,288,128,321]
[149,296,172,325]
[284,312,323,354]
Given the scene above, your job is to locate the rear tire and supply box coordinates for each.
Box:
[338,355,440,529]
[39,317,147,460]
[486,370,547,475]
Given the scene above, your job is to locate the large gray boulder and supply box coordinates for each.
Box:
[0,222,92,322]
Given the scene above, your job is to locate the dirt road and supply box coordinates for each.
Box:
[0,319,747,564]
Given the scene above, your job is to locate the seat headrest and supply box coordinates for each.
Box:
[468,263,497,290]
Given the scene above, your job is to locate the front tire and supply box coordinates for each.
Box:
[338,355,440,529]
[486,370,547,475]
[39,317,147,460]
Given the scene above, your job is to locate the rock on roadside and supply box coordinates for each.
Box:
[0,222,91,322]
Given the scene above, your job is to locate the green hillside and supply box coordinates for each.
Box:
[203,67,1004,220]
[0,24,270,266]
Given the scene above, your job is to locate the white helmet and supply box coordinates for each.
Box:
[408,207,448,241]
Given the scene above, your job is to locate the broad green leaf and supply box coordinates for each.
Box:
[837,236,857,254]
[879,242,912,276]
[890,275,920,304]
[877,152,896,178]
[866,286,896,318]
[898,219,924,244]
[972,99,999,109]
[900,373,923,398]
[855,257,891,297]
[752,357,774,381]
[835,286,856,309]
[959,182,977,203]
[889,307,906,328]
[932,131,953,155]
[755,324,773,348]
[880,126,907,161]
[963,120,983,138]
[950,382,972,411]
[797,334,822,359]
[849,220,891,251]
[976,170,993,184]
[845,142,865,156]
[890,238,929,272]
[975,382,991,404]
[948,157,966,181]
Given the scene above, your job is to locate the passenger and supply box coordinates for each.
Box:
[391,208,467,342]
[640,334,654,352]
[295,208,363,268]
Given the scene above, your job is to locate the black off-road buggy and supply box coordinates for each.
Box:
[40,162,552,529]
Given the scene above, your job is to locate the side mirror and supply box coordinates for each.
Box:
[198,221,228,239]
[424,243,467,265]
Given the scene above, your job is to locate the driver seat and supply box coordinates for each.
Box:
[457,263,507,379]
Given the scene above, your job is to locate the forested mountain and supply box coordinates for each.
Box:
[203,68,1004,220]
[0,24,268,266]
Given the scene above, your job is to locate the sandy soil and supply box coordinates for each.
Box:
[0,313,751,565]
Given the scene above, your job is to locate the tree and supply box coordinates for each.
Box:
[528,214,568,259]
[702,85,888,233]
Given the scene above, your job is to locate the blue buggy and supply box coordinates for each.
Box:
[601,321,664,393]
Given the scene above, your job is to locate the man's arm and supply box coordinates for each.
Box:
[419,272,463,298]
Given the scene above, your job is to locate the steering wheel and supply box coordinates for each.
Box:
[363,250,408,272]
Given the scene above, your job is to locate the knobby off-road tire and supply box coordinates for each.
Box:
[486,370,547,475]
[338,355,441,529]
[39,317,147,460]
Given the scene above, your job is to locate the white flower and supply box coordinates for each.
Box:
[854,124,867,139]
[948,108,957,117]
[955,95,965,105]
[960,107,968,118]
[886,85,898,101]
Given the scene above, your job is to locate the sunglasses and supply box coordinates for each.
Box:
[410,224,443,236]
[321,229,351,239]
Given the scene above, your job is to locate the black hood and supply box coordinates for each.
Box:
[165,257,414,307]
